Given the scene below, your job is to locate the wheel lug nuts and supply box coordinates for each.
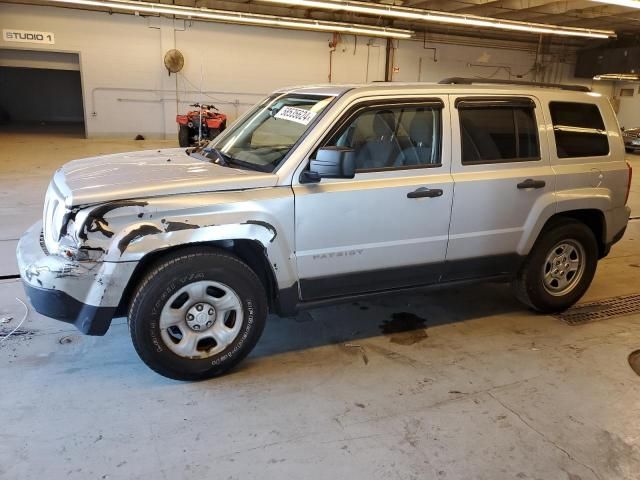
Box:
[208,309,214,315]
[193,325,200,330]
[187,314,194,320]
[196,304,203,311]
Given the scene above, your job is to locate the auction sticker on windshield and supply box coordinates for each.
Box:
[274,106,317,125]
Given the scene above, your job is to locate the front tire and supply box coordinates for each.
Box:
[514,219,598,313]
[128,247,268,381]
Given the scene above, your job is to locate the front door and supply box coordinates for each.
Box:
[293,97,454,300]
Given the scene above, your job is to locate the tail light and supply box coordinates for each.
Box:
[625,161,633,205]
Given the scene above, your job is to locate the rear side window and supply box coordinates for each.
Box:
[549,102,609,158]
[458,98,540,165]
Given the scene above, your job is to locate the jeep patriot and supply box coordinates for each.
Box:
[17,78,632,380]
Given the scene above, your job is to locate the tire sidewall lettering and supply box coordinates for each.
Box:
[210,297,255,366]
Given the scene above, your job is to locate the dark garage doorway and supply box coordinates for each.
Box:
[0,49,85,137]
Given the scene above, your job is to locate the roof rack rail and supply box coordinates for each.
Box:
[438,77,591,93]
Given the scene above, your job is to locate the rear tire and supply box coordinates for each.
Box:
[128,247,268,381]
[178,125,191,147]
[514,219,598,313]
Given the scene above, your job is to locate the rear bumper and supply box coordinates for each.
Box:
[16,221,137,336]
[602,205,631,256]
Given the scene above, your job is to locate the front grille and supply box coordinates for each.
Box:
[553,294,640,325]
[39,231,49,254]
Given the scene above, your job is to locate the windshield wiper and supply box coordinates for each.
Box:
[201,146,231,166]
[187,145,269,172]
[203,147,271,172]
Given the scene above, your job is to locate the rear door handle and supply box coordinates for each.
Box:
[407,187,443,199]
[517,179,546,189]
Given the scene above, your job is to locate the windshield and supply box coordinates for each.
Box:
[210,93,334,172]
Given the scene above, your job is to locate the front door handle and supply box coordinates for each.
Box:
[407,187,443,199]
[517,178,546,189]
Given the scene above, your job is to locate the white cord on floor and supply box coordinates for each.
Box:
[0,297,28,344]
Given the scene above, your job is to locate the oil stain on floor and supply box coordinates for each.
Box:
[380,312,428,345]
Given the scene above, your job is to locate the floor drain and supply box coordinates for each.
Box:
[553,293,640,325]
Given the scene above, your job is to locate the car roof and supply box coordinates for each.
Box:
[275,82,597,98]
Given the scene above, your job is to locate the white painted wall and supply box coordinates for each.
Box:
[390,38,619,97]
[0,3,386,138]
[614,84,640,128]
[0,3,631,138]
[391,40,537,83]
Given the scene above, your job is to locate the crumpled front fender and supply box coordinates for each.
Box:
[68,188,297,291]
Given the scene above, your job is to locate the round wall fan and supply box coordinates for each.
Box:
[164,49,184,75]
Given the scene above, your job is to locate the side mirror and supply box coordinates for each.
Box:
[301,147,356,183]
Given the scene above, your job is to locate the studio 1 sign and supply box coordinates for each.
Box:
[3,29,55,45]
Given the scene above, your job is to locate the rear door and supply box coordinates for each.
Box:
[445,95,555,280]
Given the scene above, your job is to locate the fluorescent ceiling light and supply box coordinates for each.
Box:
[259,0,616,39]
[590,0,640,8]
[594,73,640,80]
[44,0,413,38]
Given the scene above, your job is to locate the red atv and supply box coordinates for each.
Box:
[176,103,227,147]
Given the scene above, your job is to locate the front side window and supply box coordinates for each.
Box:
[214,93,334,171]
[459,99,540,165]
[549,102,609,158]
[323,103,442,171]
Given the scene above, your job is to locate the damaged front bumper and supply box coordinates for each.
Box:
[16,221,137,335]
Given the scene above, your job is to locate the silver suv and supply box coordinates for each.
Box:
[17,78,632,380]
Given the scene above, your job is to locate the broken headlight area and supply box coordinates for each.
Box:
[43,207,106,262]
[55,235,105,262]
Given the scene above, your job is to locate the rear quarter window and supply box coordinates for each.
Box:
[549,102,609,158]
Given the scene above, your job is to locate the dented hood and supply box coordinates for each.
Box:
[55,148,279,207]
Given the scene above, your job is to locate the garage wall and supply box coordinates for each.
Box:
[0,3,624,138]
[391,40,537,83]
[0,3,389,138]
[615,84,640,128]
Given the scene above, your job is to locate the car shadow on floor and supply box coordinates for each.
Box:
[249,280,529,360]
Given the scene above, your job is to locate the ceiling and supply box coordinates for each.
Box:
[9,0,640,44]
[165,0,640,43]
[402,0,640,33]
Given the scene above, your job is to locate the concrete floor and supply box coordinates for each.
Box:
[1,129,640,480]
